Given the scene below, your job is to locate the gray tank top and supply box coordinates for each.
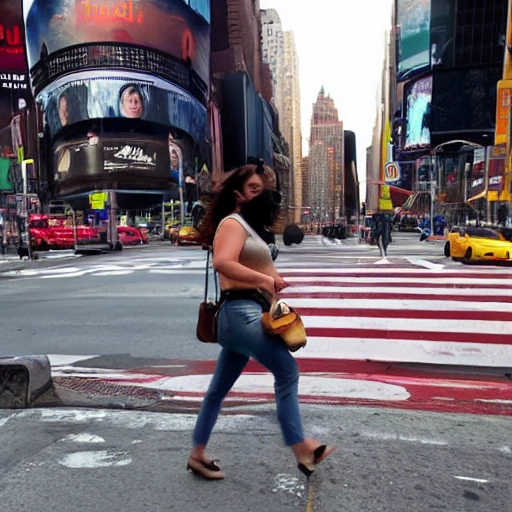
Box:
[216,213,273,270]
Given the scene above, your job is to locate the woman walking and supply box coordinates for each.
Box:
[187,161,336,480]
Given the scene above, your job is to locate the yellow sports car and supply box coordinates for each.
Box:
[444,226,512,263]
[174,224,201,245]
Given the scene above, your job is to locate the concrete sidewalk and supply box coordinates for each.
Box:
[0,405,509,512]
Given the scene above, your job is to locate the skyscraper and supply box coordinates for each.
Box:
[261,9,302,222]
[309,87,344,223]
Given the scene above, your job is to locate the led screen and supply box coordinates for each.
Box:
[37,71,207,141]
[397,0,431,80]
[52,129,192,197]
[0,0,32,123]
[23,0,210,84]
[405,75,432,150]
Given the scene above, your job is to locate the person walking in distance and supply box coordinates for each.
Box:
[187,161,336,480]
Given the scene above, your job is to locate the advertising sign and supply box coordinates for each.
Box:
[495,79,512,146]
[0,0,31,124]
[396,0,431,80]
[52,130,192,196]
[384,162,401,184]
[405,75,432,150]
[23,0,210,84]
[37,71,207,141]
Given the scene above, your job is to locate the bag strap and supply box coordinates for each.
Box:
[203,246,219,304]
[203,246,210,303]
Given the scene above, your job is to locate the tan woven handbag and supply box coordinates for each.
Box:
[261,299,307,352]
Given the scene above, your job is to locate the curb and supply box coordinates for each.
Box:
[0,253,80,274]
[0,356,52,408]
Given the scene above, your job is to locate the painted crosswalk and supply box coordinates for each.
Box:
[279,267,512,368]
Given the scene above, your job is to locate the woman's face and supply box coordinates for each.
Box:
[240,173,265,202]
[58,96,68,126]
[122,92,143,118]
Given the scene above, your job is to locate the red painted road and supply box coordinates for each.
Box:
[51,358,512,417]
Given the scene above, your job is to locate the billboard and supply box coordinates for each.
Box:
[37,71,207,141]
[23,0,210,86]
[397,0,431,80]
[404,75,432,151]
[52,129,193,197]
[0,0,32,124]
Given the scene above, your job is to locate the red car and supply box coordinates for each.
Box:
[29,214,99,250]
[117,225,148,246]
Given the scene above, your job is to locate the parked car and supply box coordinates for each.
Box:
[167,221,201,245]
[444,226,512,263]
[117,225,148,246]
[29,214,99,250]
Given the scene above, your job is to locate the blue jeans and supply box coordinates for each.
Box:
[192,298,304,447]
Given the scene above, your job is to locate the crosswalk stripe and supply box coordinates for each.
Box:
[294,307,509,322]
[277,263,512,367]
[293,337,512,367]
[279,268,512,277]
[282,286,512,297]
[284,298,510,312]
[285,276,510,286]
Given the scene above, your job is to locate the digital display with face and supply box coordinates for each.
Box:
[37,71,207,142]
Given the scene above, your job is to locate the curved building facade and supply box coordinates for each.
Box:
[23,0,210,208]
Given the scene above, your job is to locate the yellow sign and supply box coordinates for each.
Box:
[89,192,108,210]
[378,185,393,211]
[495,80,512,146]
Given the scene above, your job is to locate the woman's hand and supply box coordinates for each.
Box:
[257,275,276,297]
[274,276,289,292]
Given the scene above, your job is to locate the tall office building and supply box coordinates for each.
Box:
[261,9,302,221]
[309,87,344,223]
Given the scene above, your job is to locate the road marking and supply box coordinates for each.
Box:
[61,433,105,443]
[361,432,449,446]
[283,285,512,296]
[305,480,314,512]
[454,476,489,483]
[285,297,511,312]
[58,451,132,468]
[284,276,509,286]
[293,337,512,367]
[131,374,411,401]
[405,258,445,270]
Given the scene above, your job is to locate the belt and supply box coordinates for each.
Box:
[219,289,271,312]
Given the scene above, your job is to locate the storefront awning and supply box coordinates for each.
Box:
[389,186,414,207]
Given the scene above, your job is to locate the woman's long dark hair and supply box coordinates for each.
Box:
[199,163,275,246]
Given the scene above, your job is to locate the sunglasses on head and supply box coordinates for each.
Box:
[247,157,266,175]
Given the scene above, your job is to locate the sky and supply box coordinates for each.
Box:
[259,0,394,180]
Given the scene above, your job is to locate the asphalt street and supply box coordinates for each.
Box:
[1,233,511,511]
[0,405,510,512]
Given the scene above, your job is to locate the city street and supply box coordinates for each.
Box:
[1,233,512,511]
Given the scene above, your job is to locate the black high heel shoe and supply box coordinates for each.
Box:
[297,444,337,477]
